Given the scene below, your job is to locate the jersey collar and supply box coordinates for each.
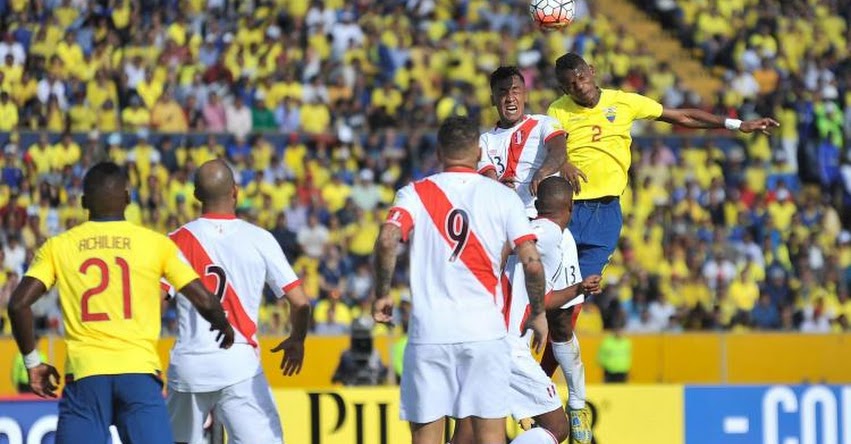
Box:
[89,216,125,222]
[201,213,237,220]
[494,114,529,130]
[444,166,478,174]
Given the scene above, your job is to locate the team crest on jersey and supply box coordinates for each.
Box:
[513,130,525,144]
[604,106,617,122]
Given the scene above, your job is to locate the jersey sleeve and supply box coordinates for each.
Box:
[535,225,567,293]
[477,134,496,175]
[561,230,582,287]
[24,238,56,289]
[160,236,200,292]
[504,191,536,248]
[385,183,417,242]
[539,115,566,143]
[626,92,664,121]
[259,231,301,298]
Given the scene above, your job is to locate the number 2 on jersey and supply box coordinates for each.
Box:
[445,208,470,262]
[591,125,602,142]
[79,257,132,322]
[205,264,228,301]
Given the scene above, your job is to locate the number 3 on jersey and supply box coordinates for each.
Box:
[445,208,469,262]
[493,156,505,175]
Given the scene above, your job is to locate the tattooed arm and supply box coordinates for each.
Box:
[372,223,402,324]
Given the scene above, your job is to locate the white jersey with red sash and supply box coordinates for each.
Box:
[478,114,565,217]
[164,214,300,392]
[385,167,536,345]
[502,219,583,355]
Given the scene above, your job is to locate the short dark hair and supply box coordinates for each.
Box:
[490,66,525,90]
[535,176,573,214]
[83,162,128,197]
[437,116,479,159]
[555,53,589,75]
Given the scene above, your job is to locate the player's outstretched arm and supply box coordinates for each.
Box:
[8,277,61,398]
[372,224,402,324]
[658,108,780,135]
[178,279,235,349]
[531,132,569,196]
[545,275,602,310]
[516,239,548,353]
[271,285,311,376]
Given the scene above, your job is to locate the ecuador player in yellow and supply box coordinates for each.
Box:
[8,162,234,444]
[543,53,779,444]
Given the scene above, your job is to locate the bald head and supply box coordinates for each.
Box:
[194,159,236,205]
[535,176,574,216]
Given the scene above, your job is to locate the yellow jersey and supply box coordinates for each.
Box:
[25,220,199,380]
[548,89,663,200]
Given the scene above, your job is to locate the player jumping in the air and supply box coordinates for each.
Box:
[451,176,601,444]
[164,159,311,444]
[479,65,597,443]
[478,66,569,218]
[8,162,233,444]
[544,52,780,443]
[373,116,548,444]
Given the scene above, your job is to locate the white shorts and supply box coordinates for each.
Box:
[167,372,283,444]
[509,350,563,420]
[400,338,511,424]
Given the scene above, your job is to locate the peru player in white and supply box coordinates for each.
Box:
[452,177,601,444]
[480,66,596,444]
[478,66,583,218]
[372,116,549,444]
[163,160,311,444]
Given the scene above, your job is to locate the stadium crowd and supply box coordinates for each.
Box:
[0,0,849,340]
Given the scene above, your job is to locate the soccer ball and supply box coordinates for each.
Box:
[529,0,575,30]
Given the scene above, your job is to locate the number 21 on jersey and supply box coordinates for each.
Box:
[79,257,132,322]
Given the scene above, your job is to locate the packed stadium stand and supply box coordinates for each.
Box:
[0,0,849,342]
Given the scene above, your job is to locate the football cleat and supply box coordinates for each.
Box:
[568,407,592,444]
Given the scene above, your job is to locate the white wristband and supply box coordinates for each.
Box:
[724,118,743,131]
[23,349,42,369]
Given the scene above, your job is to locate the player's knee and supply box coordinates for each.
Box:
[551,420,570,443]
[546,309,574,342]
[450,420,474,444]
[550,326,573,342]
[537,411,569,443]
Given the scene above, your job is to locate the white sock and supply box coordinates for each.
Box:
[552,335,586,410]
[509,428,559,444]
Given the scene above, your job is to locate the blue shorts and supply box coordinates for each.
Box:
[56,373,173,444]
[568,197,622,278]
